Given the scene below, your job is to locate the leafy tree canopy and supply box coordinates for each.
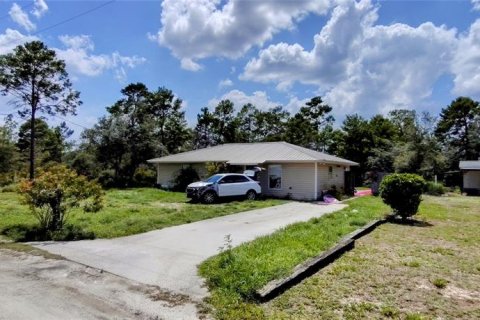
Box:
[0,41,81,179]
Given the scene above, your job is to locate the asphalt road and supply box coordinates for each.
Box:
[0,249,199,320]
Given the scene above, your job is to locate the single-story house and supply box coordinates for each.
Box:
[459,160,480,195]
[147,142,358,201]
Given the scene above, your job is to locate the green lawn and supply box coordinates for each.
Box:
[0,188,285,241]
[199,195,480,320]
[264,195,480,319]
[198,196,390,319]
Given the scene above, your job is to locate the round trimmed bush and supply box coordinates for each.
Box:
[380,173,426,219]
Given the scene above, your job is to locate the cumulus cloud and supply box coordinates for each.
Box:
[55,35,146,81]
[209,90,280,110]
[241,0,458,114]
[208,89,306,113]
[473,0,480,11]
[32,0,48,18]
[0,29,38,54]
[451,19,480,97]
[9,3,36,32]
[154,0,331,70]
[218,78,233,88]
[180,58,203,71]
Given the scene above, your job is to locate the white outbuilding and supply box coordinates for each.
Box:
[460,160,480,195]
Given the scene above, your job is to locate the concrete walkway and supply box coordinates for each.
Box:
[33,202,346,301]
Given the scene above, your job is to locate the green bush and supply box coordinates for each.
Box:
[172,166,199,192]
[133,165,156,187]
[19,165,104,232]
[205,162,227,177]
[380,173,426,219]
[1,183,18,193]
[98,169,116,188]
[324,185,344,200]
[424,181,446,196]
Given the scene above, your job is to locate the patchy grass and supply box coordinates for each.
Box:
[0,242,63,260]
[432,278,449,289]
[0,188,285,240]
[264,195,480,319]
[198,196,389,319]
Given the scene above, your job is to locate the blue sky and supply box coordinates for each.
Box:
[1,0,480,140]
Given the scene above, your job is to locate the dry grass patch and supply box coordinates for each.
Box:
[264,195,480,320]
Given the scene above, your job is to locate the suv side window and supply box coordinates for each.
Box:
[219,175,234,184]
[232,175,249,183]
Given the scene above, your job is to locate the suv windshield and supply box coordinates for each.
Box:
[204,174,223,183]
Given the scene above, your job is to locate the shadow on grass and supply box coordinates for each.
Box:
[386,216,434,227]
[187,195,271,205]
[1,224,95,242]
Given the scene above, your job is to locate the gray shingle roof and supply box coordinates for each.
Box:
[459,160,480,170]
[148,142,358,166]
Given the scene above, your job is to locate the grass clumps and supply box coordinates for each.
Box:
[380,305,400,318]
[432,278,449,289]
[199,196,388,319]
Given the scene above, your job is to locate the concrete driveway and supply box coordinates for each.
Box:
[34,201,346,301]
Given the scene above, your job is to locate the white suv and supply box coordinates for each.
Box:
[186,173,262,204]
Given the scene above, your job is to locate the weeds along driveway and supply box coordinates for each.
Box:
[33,202,346,301]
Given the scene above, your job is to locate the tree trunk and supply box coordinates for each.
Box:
[48,191,63,231]
[29,108,36,180]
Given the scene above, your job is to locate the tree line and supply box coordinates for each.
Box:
[1,41,479,188]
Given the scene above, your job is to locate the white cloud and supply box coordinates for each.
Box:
[0,29,38,54]
[9,3,36,32]
[473,0,480,11]
[32,0,48,18]
[55,35,146,81]
[180,58,203,71]
[209,89,280,110]
[218,78,233,88]
[451,19,480,97]
[241,0,458,114]
[154,0,332,70]
[208,89,305,113]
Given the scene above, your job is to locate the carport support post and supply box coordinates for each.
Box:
[314,162,318,200]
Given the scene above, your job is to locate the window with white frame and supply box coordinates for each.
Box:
[268,165,282,189]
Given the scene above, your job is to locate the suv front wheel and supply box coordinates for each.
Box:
[201,191,217,204]
[246,190,257,201]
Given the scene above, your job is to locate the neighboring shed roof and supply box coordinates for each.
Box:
[459,160,480,170]
[147,142,358,166]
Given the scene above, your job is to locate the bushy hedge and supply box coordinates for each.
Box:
[172,167,199,192]
[380,173,426,219]
[424,181,446,196]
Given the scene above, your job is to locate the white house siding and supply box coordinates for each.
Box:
[156,163,209,188]
[156,164,183,188]
[464,171,480,189]
[317,165,345,198]
[259,163,316,200]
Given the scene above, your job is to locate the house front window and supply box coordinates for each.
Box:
[268,165,282,189]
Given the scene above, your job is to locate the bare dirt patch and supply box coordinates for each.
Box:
[150,201,187,210]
